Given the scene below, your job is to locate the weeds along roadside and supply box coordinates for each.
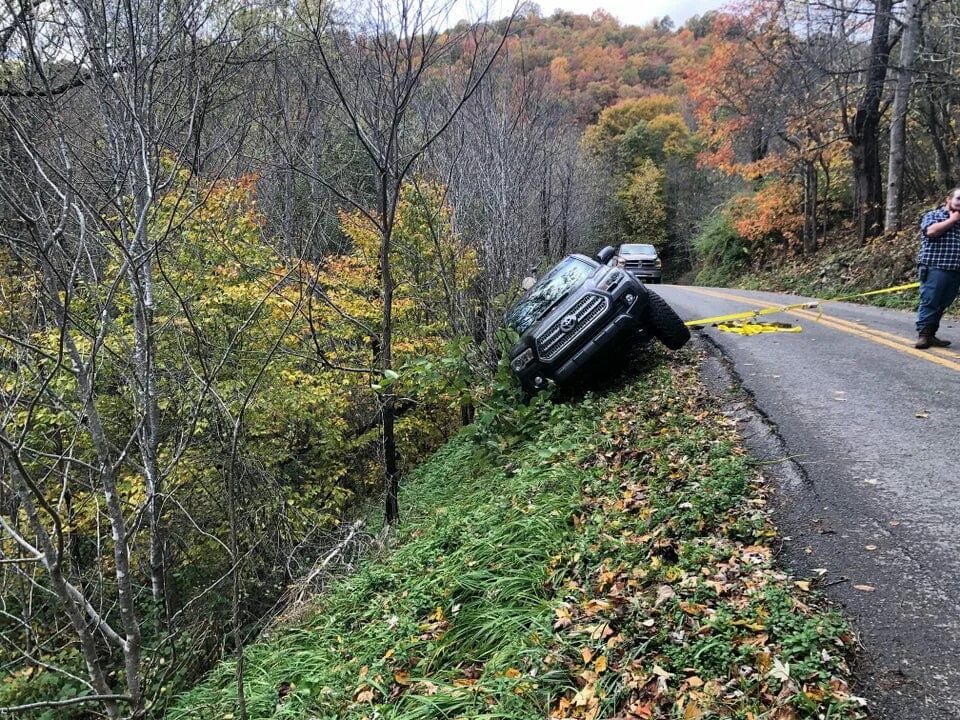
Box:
[170,347,865,720]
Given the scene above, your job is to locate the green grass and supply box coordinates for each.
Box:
[171,349,865,720]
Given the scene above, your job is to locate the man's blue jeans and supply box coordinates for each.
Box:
[916,265,960,333]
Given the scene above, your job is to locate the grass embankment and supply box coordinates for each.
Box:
[173,348,865,720]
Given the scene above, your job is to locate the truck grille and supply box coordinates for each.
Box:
[624,259,658,270]
[536,293,609,361]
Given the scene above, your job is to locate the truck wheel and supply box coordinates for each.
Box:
[646,290,690,350]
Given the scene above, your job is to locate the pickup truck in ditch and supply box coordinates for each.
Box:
[504,246,689,394]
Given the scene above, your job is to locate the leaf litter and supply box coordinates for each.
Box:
[542,355,866,720]
[175,348,867,719]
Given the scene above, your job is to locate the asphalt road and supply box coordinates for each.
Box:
[652,284,960,720]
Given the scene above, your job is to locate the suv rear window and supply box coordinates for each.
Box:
[505,257,594,333]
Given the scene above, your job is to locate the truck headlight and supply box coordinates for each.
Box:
[597,268,623,291]
[655,259,662,268]
[510,348,534,372]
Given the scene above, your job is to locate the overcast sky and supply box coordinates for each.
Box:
[448,0,728,27]
[534,0,727,26]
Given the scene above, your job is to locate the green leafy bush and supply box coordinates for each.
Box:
[694,211,750,286]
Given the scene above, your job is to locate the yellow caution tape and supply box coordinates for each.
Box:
[686,301,820,328]
[827,281,919,301]
[685,281,920,330]
[716,320,803,336]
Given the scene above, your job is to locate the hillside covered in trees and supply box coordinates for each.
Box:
[0,0,956,716]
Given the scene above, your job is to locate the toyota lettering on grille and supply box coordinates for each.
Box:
[559,314,577,333]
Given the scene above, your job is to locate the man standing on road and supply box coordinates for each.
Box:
[915,188,960,348]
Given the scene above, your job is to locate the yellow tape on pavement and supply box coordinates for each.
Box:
[686,301,819,328]
[684,281,920,331]
[716,320,804,336]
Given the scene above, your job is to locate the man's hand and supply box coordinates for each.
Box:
[924,208,960,238]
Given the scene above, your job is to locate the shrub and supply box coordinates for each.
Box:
[694,211,749,285]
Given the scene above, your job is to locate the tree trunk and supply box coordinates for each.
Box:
[540,166,551,258]
[379,171,399,525]
[129,183,167,614]
[803,159,818,254]
[885,0,922,232]
[850,0,893,241]
[750,124,768,164]
[0,441,122,719]
[924,99,953,189]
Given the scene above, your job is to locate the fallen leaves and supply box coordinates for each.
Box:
[339,360,864,720]
[768,658,791,683]
[542,361,865,720]
[655,584,676,606]
[392,670,410,686]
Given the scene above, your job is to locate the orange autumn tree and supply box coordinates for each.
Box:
[686,3,847,255]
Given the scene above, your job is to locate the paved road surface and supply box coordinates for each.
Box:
[652,285,960,720]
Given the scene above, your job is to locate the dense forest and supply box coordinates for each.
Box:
[0,0,957,716]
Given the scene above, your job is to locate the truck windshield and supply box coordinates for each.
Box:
[620,244,656,255]
[505,257,595,333]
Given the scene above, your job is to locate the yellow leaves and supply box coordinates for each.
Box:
[582,598,612,615]
[550,56,572,85]
[416,605,449,640]
[572,682,596,706]
[392,670,411,686]
[588,622,613,641]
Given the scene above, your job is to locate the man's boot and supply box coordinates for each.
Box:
[916,328,951,349]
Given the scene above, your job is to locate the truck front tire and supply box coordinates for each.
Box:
[646,290,690,350]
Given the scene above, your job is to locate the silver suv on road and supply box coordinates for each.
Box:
[617,243,662,283]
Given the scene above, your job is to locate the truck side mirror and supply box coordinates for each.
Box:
[595,246,615,264]
[521,276,537,291]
